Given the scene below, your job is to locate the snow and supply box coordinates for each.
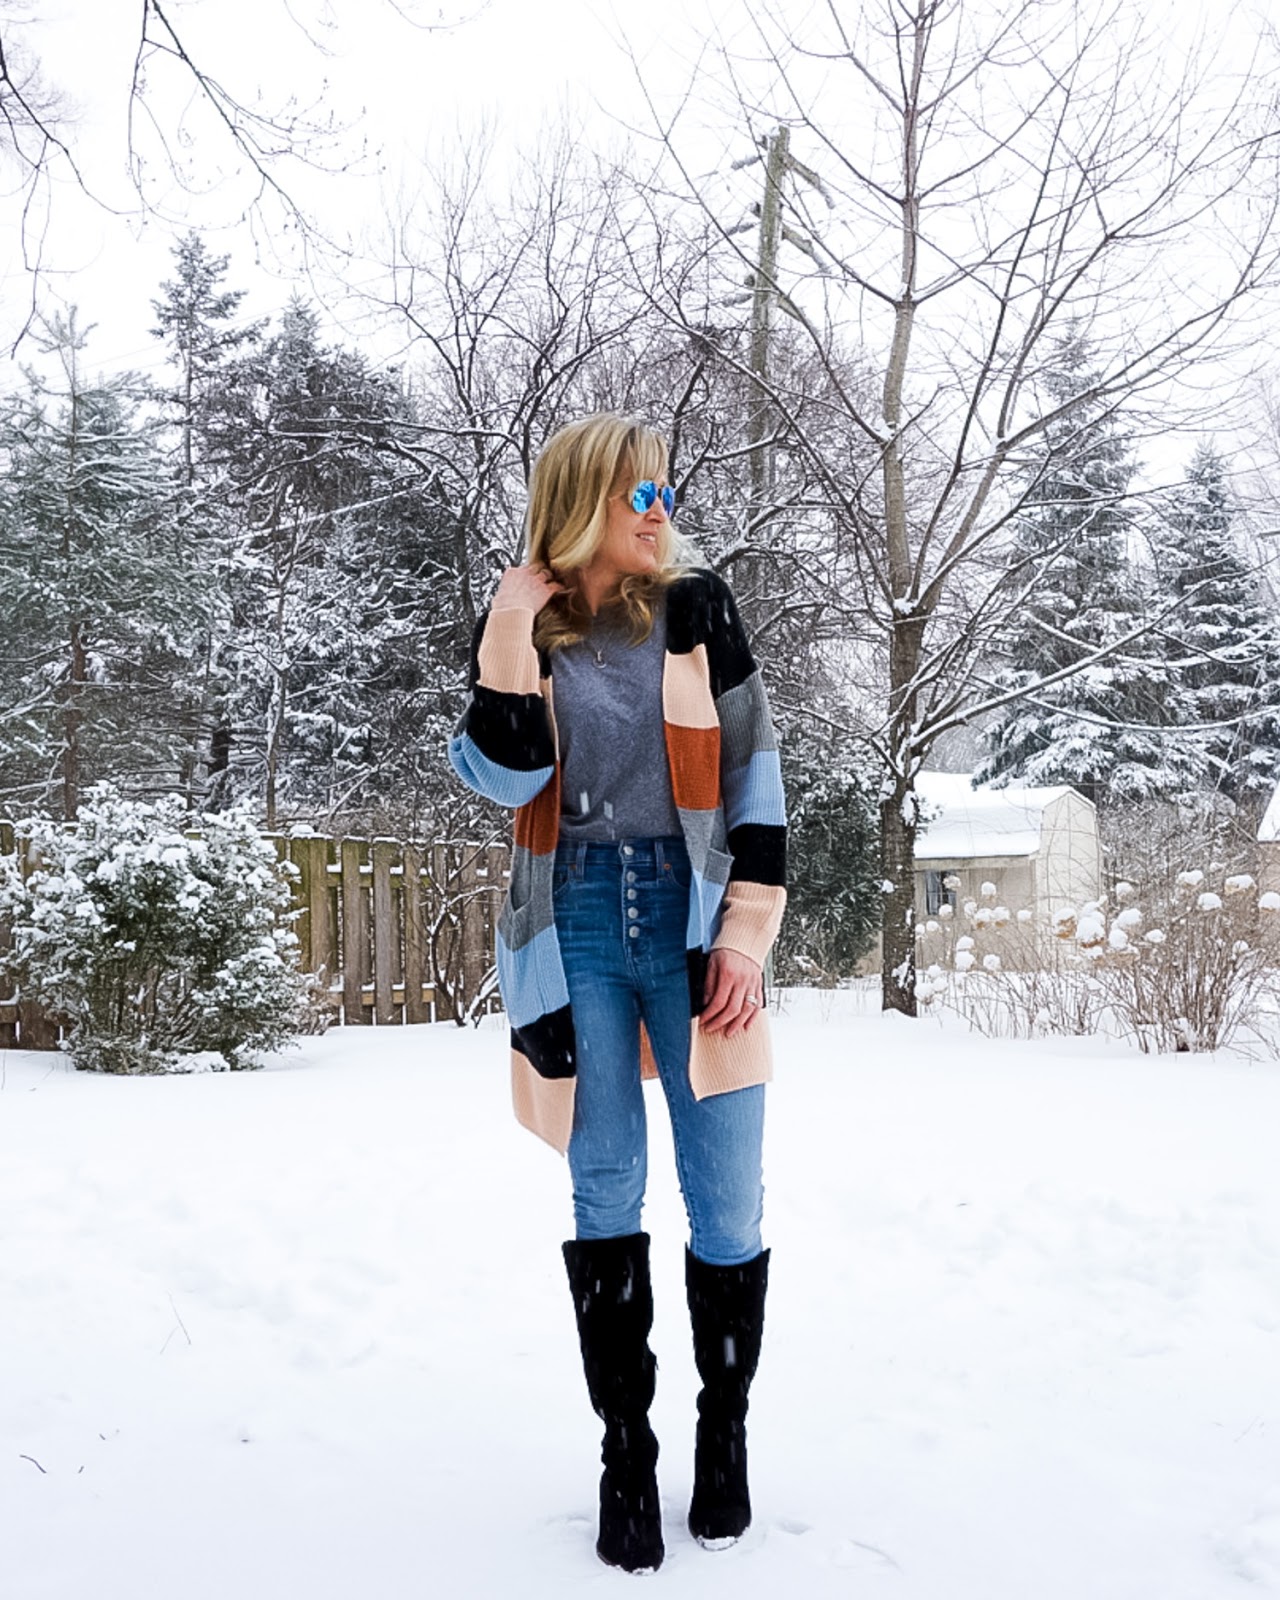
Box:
[5,999,1280,1600]
[915,772,1075,861]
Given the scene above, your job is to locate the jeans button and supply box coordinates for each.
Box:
[626,870,636,883]
[628,906,639,919]
[622,844,634,857]
[628,925,639,938]
[627,888,637,901]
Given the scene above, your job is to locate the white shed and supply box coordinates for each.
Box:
[1259,781,1280,897]
[913,772,1101,923]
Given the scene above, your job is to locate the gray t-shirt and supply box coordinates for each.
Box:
[555,597,682,841]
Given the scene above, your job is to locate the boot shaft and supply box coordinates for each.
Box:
[563,1232,657,1421]
[686,1247,769,1411]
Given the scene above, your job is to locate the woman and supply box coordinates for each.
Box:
[448,414,787,1574]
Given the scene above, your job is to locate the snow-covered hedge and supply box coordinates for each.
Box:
[0,786,312,1073]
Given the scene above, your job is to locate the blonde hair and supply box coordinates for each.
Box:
[526,414,686,653]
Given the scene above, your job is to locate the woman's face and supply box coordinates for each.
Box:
[590,467,670,581]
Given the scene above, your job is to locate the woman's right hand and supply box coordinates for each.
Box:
[491,565,565,614]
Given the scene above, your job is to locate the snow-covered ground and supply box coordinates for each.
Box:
[4,991,1279,1598]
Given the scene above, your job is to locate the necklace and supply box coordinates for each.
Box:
[592,646,607,668]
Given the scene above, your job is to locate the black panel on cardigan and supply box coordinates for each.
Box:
[686,946,709,1016]
[511,1005,577,1079]
[465,611,556,770]
[667,569,757,698]
[727,822,787,887]
[468,684,557,770]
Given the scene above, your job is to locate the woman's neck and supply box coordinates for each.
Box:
[577,562,622,617]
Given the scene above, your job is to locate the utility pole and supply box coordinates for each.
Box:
[748,126,790,523]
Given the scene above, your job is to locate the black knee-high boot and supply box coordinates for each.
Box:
[562,1233,665,1573]
[686,1246,770,1547]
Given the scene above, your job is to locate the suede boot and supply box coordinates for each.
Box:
[562,1233,665,1574]
[686,1246,770,1547]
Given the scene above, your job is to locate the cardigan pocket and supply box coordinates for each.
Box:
[497,891,551,952]
[694,847,734,947]
[703,846,734,888]
[495,892,566,1025]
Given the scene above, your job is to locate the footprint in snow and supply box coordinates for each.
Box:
[1213,1487,1280,1588]
[832,1536,903,1572]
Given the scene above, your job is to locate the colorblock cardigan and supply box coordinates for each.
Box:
[448,567,787,1153]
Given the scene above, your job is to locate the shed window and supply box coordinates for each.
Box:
[925,870,959,915]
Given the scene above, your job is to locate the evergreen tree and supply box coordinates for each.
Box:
[207,297,453,826]
[979,328,1205,807]
[1149,444,1280,810]
[151,231,264,487]
[149,234,264,806]
[0,311,212,818]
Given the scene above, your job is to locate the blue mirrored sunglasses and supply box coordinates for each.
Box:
[629,480,675,517]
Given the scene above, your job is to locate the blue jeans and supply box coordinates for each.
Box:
[552,836,765,1267]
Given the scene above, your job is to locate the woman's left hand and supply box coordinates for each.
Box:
[700,948,765,1038]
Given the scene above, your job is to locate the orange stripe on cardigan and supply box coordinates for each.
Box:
[665,723,721,812]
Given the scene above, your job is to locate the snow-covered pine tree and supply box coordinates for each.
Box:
[204,297,451,827]
[150,233,265,806]
[978,327,1205,808]
[151,231,265,489]
[1146,443,1280,814]
[0,311,213,819]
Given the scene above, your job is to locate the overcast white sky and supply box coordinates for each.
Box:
[0,0,731,369]
[2,0,1276,500]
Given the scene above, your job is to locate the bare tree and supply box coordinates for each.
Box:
[0,0,483,348]
[641,0,1280,1013]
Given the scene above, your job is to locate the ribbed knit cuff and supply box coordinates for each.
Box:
[712,882,786,968]
[477,607,539,695]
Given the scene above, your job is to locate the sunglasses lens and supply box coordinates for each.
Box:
[629,481,674,516]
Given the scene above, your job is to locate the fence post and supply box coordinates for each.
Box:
[0,820,16,1048]
[402,843,431,1023]
[371,839,401,1026]
[341,837,371,1025]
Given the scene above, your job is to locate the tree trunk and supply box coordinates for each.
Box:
[265,667,285,831]
[62,618,86,822]
[877,2,926,1014]
[880,615,924,1016]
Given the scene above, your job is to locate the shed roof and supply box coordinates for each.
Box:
[915,772,1077,862]
[1259,780,1280,844]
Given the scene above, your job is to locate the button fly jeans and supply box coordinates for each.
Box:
[552,836,765,1267]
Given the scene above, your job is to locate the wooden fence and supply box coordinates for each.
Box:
[0,822,509,1049]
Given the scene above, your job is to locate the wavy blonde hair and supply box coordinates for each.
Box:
[527,414,686,653]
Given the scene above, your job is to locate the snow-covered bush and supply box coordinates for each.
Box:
[0,786,312,1072]
[773,733,881,985]
[1099,867,1278,1054]
[916,857,1279,1054]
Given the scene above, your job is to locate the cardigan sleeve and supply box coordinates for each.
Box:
[704,576,788,968]
[447,607,557,809]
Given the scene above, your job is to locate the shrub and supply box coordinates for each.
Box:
[774,733,881,986]
[0,785,312,1072]
[916,863,1280,1054]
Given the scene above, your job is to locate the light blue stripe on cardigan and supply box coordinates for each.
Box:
[686,868,729,953]
[724,748,787,830]
[447,732,554,810]
[496,920,571,1027]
